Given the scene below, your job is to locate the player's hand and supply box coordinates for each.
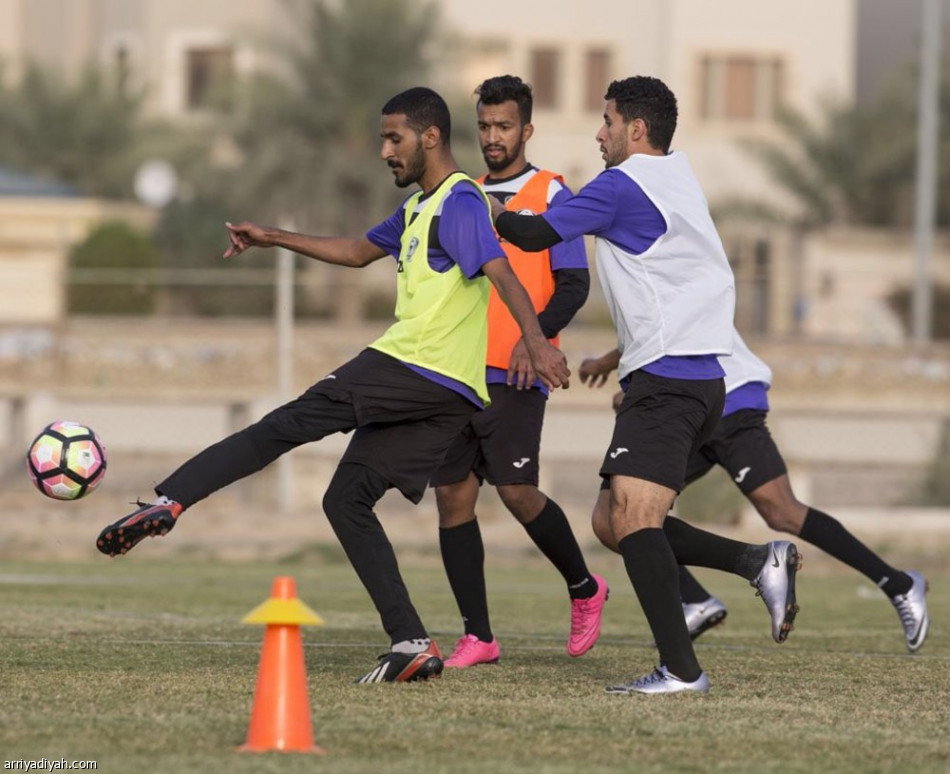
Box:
[223,221,273,258]
[611,389,624,413]
[524,339,570,390]
[506,338,536,390]
[488,195,506,224]
[578,356,612,388]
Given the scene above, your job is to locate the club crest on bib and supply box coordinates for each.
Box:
[406,236,420,261]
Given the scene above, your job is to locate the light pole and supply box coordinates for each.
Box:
[275,221,295,514]
[912,0,942,344]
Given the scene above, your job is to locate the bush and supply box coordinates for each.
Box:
[885,284,950,340]
[915,420,950,506]
[155,198,274,317]
[67,221,159,314]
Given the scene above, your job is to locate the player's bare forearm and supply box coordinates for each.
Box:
[482,257,570,389]
[224,222,385,267]
[578,348,621,388]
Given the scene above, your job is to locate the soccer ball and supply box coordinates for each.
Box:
[26,421,107,500]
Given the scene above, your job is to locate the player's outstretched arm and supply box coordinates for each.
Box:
[481,257,570,390]
[578,349,620,388]
[223,222,386,268]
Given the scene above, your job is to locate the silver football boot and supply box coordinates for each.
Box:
[750,540,802,643]
[606,665,710,695]
[683,596,728,640]
[890,570,930,652]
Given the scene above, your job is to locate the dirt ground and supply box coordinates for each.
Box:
[5,450,949,578]
[5,318,950,567]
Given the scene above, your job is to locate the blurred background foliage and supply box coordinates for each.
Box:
[1,0,949,328]
[67,221,160,315]
[0,1,948,233]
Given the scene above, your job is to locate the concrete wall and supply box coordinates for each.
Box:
[0,197,154,324]
[801,228,950,344]
[3,320,948,512]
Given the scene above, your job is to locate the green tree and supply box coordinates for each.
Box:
[912,419,950,506]
[741,57,950,230]
[191,0,452,319]
[0,62,145,198]
[68,221,159,314]
[154,198,288,317]
[885,283,950,340]
[219,0,441,229]
[740,98,915,229]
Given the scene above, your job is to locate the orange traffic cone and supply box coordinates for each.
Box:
[238,576,326,754]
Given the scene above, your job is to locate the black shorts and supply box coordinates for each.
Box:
[684,409,787,494]
[430,383,546,488]
[599,370,725,493]
[313,348,477,503]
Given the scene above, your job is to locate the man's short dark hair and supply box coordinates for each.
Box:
[475,75,533,125]
[382,87,452,144]
[605,77,677,153]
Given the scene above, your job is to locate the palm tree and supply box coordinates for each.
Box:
[733,65,950,340]
[740,55,950,230]
[0,62,144,198]
[740,98,915,229]
[205,0,445,319]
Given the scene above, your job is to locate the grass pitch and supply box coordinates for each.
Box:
[0,549,947,774]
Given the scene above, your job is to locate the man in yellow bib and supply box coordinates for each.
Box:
[432,76,608,668]
[95,87,569,684]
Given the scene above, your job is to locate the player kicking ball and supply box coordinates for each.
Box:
[96,87,570,684]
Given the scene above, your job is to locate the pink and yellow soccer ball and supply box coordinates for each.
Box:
[26,421,107,500]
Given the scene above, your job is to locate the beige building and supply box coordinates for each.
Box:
[0,192,151,323]
[438,0,855,206]
[3,0,945,346]
[0,0,869,331]
[0,0,855,205]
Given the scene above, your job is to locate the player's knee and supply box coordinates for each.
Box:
[322,465,387,526]
[591,506,618,552]
[321,480,349,527]
[497,484,544,523]
[435,479,477,527]
[756,501,801,533]
[435,484,459,511]
[435,490,468,528]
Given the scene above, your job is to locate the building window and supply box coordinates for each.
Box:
[585,49,611,111]
[186,47,234,111]
[728,236,772,334]
[530,48,561,110]
[700,54,783,122]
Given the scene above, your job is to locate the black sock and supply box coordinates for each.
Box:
[439,520,492,641]
[664,516,767,581]
[618,529,702,682]
[799,508,911,597]
[678,566,714,604]
[523,498,594,600]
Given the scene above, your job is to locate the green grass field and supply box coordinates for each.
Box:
[1,548,947,774]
